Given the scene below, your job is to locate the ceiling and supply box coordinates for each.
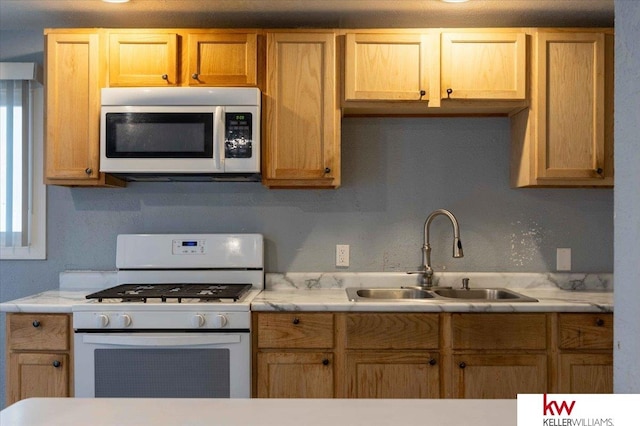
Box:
[0,0,614,31]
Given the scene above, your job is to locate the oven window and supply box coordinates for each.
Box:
[94,348,230,398]
[105,113,214,158]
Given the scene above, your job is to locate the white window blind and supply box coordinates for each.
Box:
[0,62,46,260]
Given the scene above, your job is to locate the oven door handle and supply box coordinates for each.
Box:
[81,334,242,347]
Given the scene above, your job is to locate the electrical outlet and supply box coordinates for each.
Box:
[557,248,571,271]
[336,244,349,267]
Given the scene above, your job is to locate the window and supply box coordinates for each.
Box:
[0,63,46,260]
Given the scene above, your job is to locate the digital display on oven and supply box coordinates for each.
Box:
[172,239,205,255]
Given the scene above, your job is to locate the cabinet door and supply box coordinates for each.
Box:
[109,33,178,86]
[344,33,430,101]
[535,32,609,182]
[263,32,340,188]
[187,33,257,86]
[45,32,102,183]
[441,32,526,100]
[256,352,334,398]
[557,354,613,394]
[7,353,70,405]
[451,354,547,399]
[346,351,439,398]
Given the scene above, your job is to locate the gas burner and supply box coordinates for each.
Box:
[86,283,252,303]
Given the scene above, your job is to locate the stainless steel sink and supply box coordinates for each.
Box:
[346,288,435,301]
[346,287,537,303]
[432,288,538,302]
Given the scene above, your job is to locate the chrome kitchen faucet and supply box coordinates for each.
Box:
[408,209,464,288]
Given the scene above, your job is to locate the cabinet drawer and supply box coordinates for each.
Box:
[451,313,547,350]
[257,313,334,349]
[558,313,613,350]
[7,314,70,351]
[345,313,439,350]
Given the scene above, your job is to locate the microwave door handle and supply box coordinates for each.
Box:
[214,106,225,171]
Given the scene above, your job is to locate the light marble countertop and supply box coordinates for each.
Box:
[0,397,516,426]
[0,271,613,314]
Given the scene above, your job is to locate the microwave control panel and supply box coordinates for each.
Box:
[225,113,253,159]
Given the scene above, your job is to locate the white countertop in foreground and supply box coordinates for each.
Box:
[1,397,516,426]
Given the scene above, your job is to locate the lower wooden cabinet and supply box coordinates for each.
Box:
[256,352,334,398]
[450,353,547,398]
[6,313,73,405]
[253,311,613,399]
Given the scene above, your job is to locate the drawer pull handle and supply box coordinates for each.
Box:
[428,358,437,366]
[596,318,605,327]
[52,361,61,368]
[32,320,41,328]
[292,317,300,325]
[459,362,466,369]
[322,358,330,366]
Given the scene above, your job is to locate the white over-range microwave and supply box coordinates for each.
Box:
[100,87,261,181]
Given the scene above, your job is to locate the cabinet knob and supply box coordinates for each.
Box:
[324,167,331,174]
[85,168,92,175]
[428,358,437,366]
[596,168,604,175]
[191,73,199,80]
[419,90,426,97]
[162,74,169,80]
[446,88,453,99]
[459,362,466,369]
[322,358,330,366]
[595,318,605,327]
[52,360,61,368]
[292,317,300,325]
[32,320,41,328]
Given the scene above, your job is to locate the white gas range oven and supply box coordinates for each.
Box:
[72,233,263,398]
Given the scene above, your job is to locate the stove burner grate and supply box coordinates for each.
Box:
[86,283,252,303]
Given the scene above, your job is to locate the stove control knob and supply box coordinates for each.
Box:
[119,314,132,328]
[97,314,110,328]
[212,314,228,328]
[192,314,206,328]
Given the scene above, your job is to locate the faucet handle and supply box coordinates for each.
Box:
[406,270,426,275]
[461,277,470,290]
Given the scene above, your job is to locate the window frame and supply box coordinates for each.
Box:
[0,62,46,260]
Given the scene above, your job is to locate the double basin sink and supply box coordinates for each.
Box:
[346,287,538,303]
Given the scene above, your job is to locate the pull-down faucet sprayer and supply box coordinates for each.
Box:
[408,209,463,288]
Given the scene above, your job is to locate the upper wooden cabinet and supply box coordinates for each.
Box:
[344,33,432,102]
[109,32,179,86]
[511,30,614,187]
[108,30,258,87]
[187,33,258,86]
[44,30,123,186]
[263,32,340,188]
[440,32,526,101]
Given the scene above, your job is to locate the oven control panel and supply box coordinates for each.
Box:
[172,239,206,255]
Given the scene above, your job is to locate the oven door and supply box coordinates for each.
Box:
[74,332,250,398]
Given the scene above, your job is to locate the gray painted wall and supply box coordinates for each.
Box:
[0,23,624,404]
[613,0,640,393]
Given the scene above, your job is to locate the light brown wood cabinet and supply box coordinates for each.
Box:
[440,32,526,101]
[6,313,73,405]
[446,313,548,398]
[108,30,258,87]
[344,33,433,102]
[262,32,341,188]
[255,311,614,399]
[44,30,123,186]
[555,313,613,393]
[511,30,614,187]
[343,313,440,398]
[254,313,335,397]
